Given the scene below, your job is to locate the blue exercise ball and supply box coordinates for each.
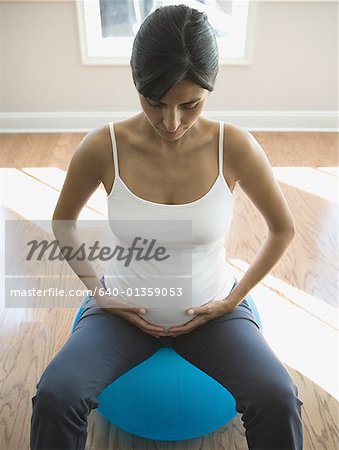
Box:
[71,294,261,441]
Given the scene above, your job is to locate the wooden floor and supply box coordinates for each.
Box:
[0,130,338,449]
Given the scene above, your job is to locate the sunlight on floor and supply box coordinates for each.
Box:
[317,166,339,177]
[1,168,107,222]
[272,167,338,203]
[21,167,108,215]
[230,259,337,328]
[228,259,338,399]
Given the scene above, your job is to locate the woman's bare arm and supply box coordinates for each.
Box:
[53,130,104,221]
[224,124,295,308]
[52,127,114,304]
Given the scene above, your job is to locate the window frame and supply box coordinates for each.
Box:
[76,0,257,66]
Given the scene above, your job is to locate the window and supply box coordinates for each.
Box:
[76,0,257,65]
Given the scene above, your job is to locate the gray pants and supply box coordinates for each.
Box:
[30,286,303,450]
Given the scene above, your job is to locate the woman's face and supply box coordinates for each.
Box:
[138,80,210,142]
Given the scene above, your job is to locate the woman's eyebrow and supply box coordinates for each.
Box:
[148,98,202,105]
[180,98,202,105]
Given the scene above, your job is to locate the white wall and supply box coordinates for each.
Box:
[1,0,337,131]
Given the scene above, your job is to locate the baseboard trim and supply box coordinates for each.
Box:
[0,110,337,133]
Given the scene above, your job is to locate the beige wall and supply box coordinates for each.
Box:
[0,1,337,129]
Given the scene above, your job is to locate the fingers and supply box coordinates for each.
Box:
[123,306,146,314]
[187,306,206,315]
[129,314,166,334]
[129,315,180,338]
[168,316,205,335]
[102,306,169,337]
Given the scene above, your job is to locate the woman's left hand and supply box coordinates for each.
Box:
[165,297,236,337]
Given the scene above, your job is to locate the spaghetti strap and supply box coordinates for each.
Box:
[218,121,224,176]
[108,122,120,179]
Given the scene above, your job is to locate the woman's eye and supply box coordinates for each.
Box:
[184,104,198,110]
[148,101,161,107]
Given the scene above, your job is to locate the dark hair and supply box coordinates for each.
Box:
[130,4,219,102]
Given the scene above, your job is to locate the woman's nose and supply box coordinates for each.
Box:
[163,109,181,132]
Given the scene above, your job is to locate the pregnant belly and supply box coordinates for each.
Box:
[101,274,224,330]
[117,293,198,330]
[139,307,194,330]
[102,276,200,330]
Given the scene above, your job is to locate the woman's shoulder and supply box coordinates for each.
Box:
[199,119,256,163]
[197,117,251,145]
[222,121,259,160]
[77,123,111,157]
[76,120,124,168]
[223,122,253,148]
[223,122,269,184]
[74,115,143,172]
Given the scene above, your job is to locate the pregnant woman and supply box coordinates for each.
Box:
[30,5,303,449]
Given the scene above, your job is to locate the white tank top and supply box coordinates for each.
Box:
[103,120,236,330]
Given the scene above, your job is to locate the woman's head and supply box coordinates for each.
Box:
[130,4,219,100]
[130,4,219,140]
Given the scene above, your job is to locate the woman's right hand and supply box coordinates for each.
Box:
[98,293,169,338]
